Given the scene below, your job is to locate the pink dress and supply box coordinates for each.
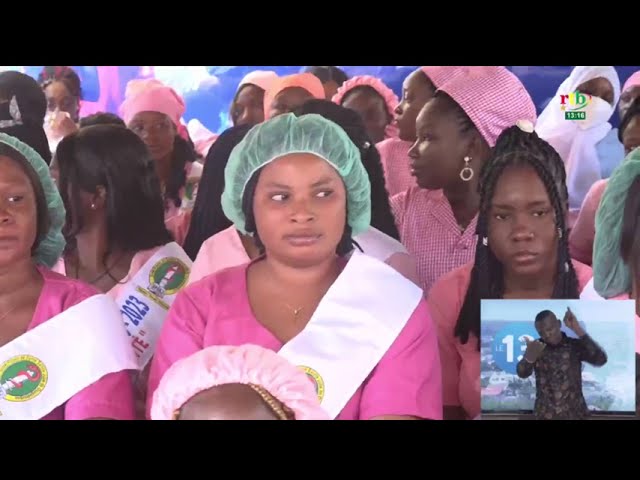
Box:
[568,179,608,266]
[376,138,417,197]
[147,261,443,420]
[391,187,477,296]
[189,227,253,285]
[29,267,135,420]
[190,226,420,287]
[427,259,593,419]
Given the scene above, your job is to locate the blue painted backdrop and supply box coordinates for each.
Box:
[14,66,640,132]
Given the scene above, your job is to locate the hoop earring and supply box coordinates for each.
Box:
[557,227,563,239]
[460,156,474,182]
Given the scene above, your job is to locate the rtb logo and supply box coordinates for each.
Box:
[559,91,592,121]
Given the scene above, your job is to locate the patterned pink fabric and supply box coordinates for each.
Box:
[623,71,640,93]
[150,344,330,420]
[332,75,399,119]
[420,66,462,88]
[437,66,537,148]
[391,187,477,296]
[376,138,416,196]
[569,179,608,265]
[428,259,593,419]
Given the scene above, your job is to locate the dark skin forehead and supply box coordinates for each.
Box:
[178,383,279,420]
[576,77,615,105]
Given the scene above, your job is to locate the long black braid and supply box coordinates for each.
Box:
[455,125,580,349]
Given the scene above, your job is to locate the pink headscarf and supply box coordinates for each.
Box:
[237,70,278,95]
[437,66,537,148]
[150,344,330,420]
[623,71,640,93]
[120,79,188,139]
[263,73,325,119]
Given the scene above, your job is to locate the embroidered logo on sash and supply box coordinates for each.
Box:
[0,355,48,402]
[137,257,190,309]
[299,366,325,402]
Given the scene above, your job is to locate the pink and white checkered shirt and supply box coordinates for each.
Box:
[391,187,478,296]
[376,138,417,197]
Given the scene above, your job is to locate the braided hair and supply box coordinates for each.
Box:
[456,125,580,349]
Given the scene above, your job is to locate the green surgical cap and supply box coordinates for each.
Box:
[593,148,640,298]
[221,113,371,236]
[0,132,66,268]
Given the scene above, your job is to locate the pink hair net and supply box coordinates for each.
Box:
[263,73,325,119]
[331,75,399,119]
[150,344,330,420]
[623,71,640,93]
[437,66,537,148]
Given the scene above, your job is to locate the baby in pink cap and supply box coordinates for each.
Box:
[150,344,330,420]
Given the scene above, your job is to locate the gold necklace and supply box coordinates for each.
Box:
[283,302,303,319]
[0,303,19,324]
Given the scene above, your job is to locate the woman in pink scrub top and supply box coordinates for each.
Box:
[188,100,419,286]
[148,113,442,420]
[0,133,134,420]
[428,123,593,420]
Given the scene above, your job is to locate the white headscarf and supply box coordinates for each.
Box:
[535,66,621,215]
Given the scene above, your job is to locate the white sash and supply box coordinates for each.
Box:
[0,295,138,420]
[278,250,423,419]
[116,242,192,369]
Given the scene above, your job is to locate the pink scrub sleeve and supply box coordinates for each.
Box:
[146,288,206,418]
[427,263,480,418]
[34,268,135,420]
[359,299,442,420]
